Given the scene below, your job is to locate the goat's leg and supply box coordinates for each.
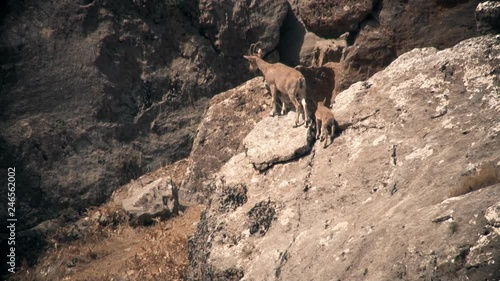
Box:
[281,95,287,115]
[315,119,322,140]
[321,123,328,148]
[301,98,309,127]
[289,95,302,127]
[269,84,278,117]
[329,121,336,146]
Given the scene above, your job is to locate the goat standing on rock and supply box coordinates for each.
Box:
[315,100,337,148]
[244,43,309,127]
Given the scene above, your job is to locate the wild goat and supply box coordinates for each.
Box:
[244,42,309,127]
[315,100,337,148]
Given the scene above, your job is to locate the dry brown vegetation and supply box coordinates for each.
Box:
[12,160,203,281]
[449,161,500,197]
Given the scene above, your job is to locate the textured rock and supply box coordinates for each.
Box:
[485,202,500,227]
[114,176,179,226]
[181,77,271,202]
[283,0,482,93]
[278,9,322,66]
[243,112,314,171]
[0,0,281,235]
[476,1,500,34]
[342,0,482,87]
[311,38,347,66]
[188,35,500,281]
[198,0,289,57]
[298,0,375,38]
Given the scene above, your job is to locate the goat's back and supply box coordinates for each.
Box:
[267,63,305,94]
[315,104,335,124]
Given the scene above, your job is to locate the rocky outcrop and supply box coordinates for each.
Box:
[188,35,500,281]
[340,0,483,88]
[181,77,272,203]
[295,65,337,108]
[281,0,482,91]
[476,1,500,34]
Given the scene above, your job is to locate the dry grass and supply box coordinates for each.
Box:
[12,159,203,281]
[449,161,500,197]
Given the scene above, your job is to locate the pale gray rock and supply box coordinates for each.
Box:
[114,176,179,226]
[243,112,315,171]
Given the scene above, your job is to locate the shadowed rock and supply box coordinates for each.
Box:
[476,1,500,34]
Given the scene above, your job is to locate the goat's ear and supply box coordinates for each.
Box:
[243,55,250,60]
[257,48,263,57]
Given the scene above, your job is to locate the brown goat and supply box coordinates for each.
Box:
[244,44,309,127]
[315,100,337,148]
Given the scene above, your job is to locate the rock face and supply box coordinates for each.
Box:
[188,35,500,281]
[282,0,482,91]
[0,0,287,233]
[341,0,483,88]
[198,0,288,56]
[298,0,375,38]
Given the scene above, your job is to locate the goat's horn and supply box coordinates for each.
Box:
[249,43,256,55]
[254,42,262,54]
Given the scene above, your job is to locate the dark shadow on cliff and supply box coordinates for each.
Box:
[277,3,306,67]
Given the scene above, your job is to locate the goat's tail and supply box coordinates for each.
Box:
[298,77,305,89]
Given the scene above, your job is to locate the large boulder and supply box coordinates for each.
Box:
[243,112,314,171]
[113,176,180,226]
[188,35,500,281]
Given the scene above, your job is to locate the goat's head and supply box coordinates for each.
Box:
[243,42,263,72]
[317,98,328,107]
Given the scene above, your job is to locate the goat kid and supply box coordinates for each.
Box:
[314,100,337,148]
[244,45,309,127]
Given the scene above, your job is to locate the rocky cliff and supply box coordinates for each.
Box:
[0,0,496,276]
[0,0,287,238]
[187,35,500,281]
